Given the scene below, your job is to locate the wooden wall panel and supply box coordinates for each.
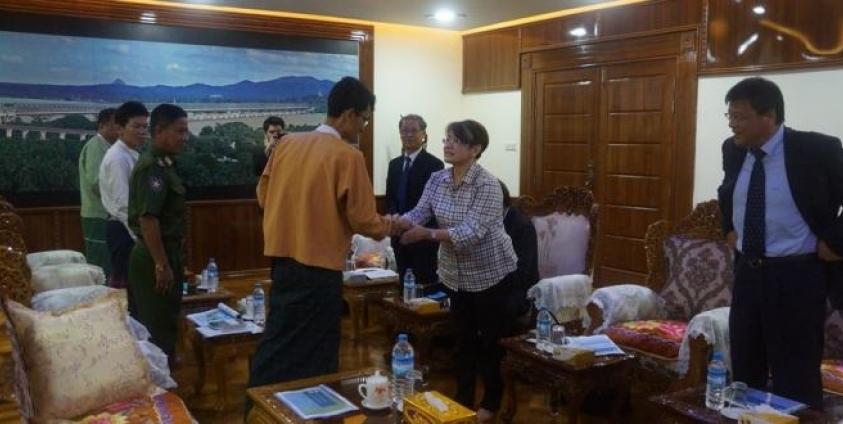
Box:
[15,195,390,275]
[702,0,843,73]
[601,205,660,239]
[521,13,599,50]
[600,0,701,38]
[462,27,521,92]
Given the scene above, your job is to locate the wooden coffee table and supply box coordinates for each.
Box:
[379,296,453,369]
[649,386,840,423]
[189,323,262,411]
[342,274,398,344]
[247,368,398,423]
[499,335,635,424]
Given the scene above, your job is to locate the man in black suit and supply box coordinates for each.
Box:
[500,181,539,317]
[386,114,444,286]
[253,116,286,176]
[718,77,843,408]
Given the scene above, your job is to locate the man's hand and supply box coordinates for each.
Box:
[386,214,413,236]
[818,240,843,262]
[400,225,428,245]
[726,231,737,251]
[154,262,175,294]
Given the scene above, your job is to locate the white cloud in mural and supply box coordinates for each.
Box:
[166,63,182,71]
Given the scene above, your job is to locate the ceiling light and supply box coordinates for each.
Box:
[752,5,766,15]
[426,9,466,24]
[140,12,157,24]
[569,27,587,37]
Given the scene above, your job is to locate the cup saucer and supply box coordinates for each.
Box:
[361,399,391,410]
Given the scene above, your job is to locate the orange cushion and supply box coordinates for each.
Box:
[75,391,194,423]
[822,359,843,395]
[605,320,687,359]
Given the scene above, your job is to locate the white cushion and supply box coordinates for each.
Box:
[25,250,86,270]
[30,263,105,294]
[31,285,111,312]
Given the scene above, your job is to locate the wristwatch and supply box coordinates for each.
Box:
[429,230,437,241]
[155,263,166,272]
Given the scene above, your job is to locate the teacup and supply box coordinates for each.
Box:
[358,370,390,408]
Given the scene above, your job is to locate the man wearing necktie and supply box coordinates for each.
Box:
[718,77,843,408]
[386,114,444,286]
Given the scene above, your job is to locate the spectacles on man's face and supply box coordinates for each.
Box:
[357,112,371,128]
[724,112,753,123]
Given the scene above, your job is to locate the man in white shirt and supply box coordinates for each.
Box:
[100,101,148,312]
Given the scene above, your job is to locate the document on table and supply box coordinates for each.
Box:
[275,384,358,419]
[346,268,399,280]
[565,335,626,356]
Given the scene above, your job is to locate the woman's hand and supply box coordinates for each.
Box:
[400,225,429,245]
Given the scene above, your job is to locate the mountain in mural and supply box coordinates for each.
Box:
[0,75,335,103]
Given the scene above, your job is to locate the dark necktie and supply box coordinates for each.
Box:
[397,156,411,213]
[742,148,766,257]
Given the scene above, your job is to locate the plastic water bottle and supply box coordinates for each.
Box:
[536,309,553,348]
[206,258,219,293]
[252,282,265,326]
[403,268,417,304]
[705,351,728,410]
[391,333,415,407]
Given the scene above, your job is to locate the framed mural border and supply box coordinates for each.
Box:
[0,0,376,182]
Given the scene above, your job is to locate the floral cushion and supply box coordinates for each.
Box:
[532,213,590,279]
[74,391,194,423]
[822,359,843,395]
[605,320,687,359]
[659,236,733,321]
[5,291,154,421]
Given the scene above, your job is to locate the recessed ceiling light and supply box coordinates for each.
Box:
[140,11,157,24]
[426,9,466,23]
[569,27,587,37]
[752,5,766,15]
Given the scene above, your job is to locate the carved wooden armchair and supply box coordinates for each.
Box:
[515,186,597,326]
[585,200,733,391]
[0,206,195,423]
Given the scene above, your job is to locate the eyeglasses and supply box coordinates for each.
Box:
[724,112,752,123]
[357,113,370,128]
[442,137,464,145]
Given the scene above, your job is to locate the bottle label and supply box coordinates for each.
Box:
[392,356,413,377]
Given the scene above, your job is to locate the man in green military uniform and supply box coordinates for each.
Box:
[128,104,189,359]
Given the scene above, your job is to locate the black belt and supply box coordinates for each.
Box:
[738,252,817,268]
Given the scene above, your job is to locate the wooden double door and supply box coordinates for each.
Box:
[521,30,698,285]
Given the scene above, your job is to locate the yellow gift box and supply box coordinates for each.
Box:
[738,411,798,424]
[402,391,477,424]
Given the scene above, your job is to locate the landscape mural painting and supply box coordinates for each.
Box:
[0,27,358,205]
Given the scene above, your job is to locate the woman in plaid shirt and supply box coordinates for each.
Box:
[398,119,518,422]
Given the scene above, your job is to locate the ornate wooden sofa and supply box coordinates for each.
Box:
[586,200,733,393]
[0,201,195,423]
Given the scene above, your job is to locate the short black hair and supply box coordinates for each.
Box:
[96,108,116,129]
[725,77,785,124]
[149,104,187,136]
[114,101,149,127]
[499,180,511,209]
[446,119,489,159]
[327,76,375,118]
[263,116,285,132]
[399,114,427,131]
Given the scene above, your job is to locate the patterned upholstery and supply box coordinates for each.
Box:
[532,213,590,279]
[73,391,194,424]
[604,320,687,359]
[659,235,733,321]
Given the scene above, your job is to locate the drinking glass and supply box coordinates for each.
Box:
[724,381,748,408]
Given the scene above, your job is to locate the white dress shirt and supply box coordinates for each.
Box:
[99,140,139,239]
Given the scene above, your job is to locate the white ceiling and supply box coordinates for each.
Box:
[174,0,614,31]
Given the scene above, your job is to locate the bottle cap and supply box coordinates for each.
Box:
[398,333,408,342]
[712,351,723,361]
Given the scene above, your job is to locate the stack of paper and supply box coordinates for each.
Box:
[186,303,263,338]
[563,335,626,356]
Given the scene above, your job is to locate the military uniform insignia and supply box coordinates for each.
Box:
[149,175,164,192]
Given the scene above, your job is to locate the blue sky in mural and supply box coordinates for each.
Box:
[0,31,358,86]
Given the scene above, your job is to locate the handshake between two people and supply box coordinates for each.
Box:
[383,214,431,245]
